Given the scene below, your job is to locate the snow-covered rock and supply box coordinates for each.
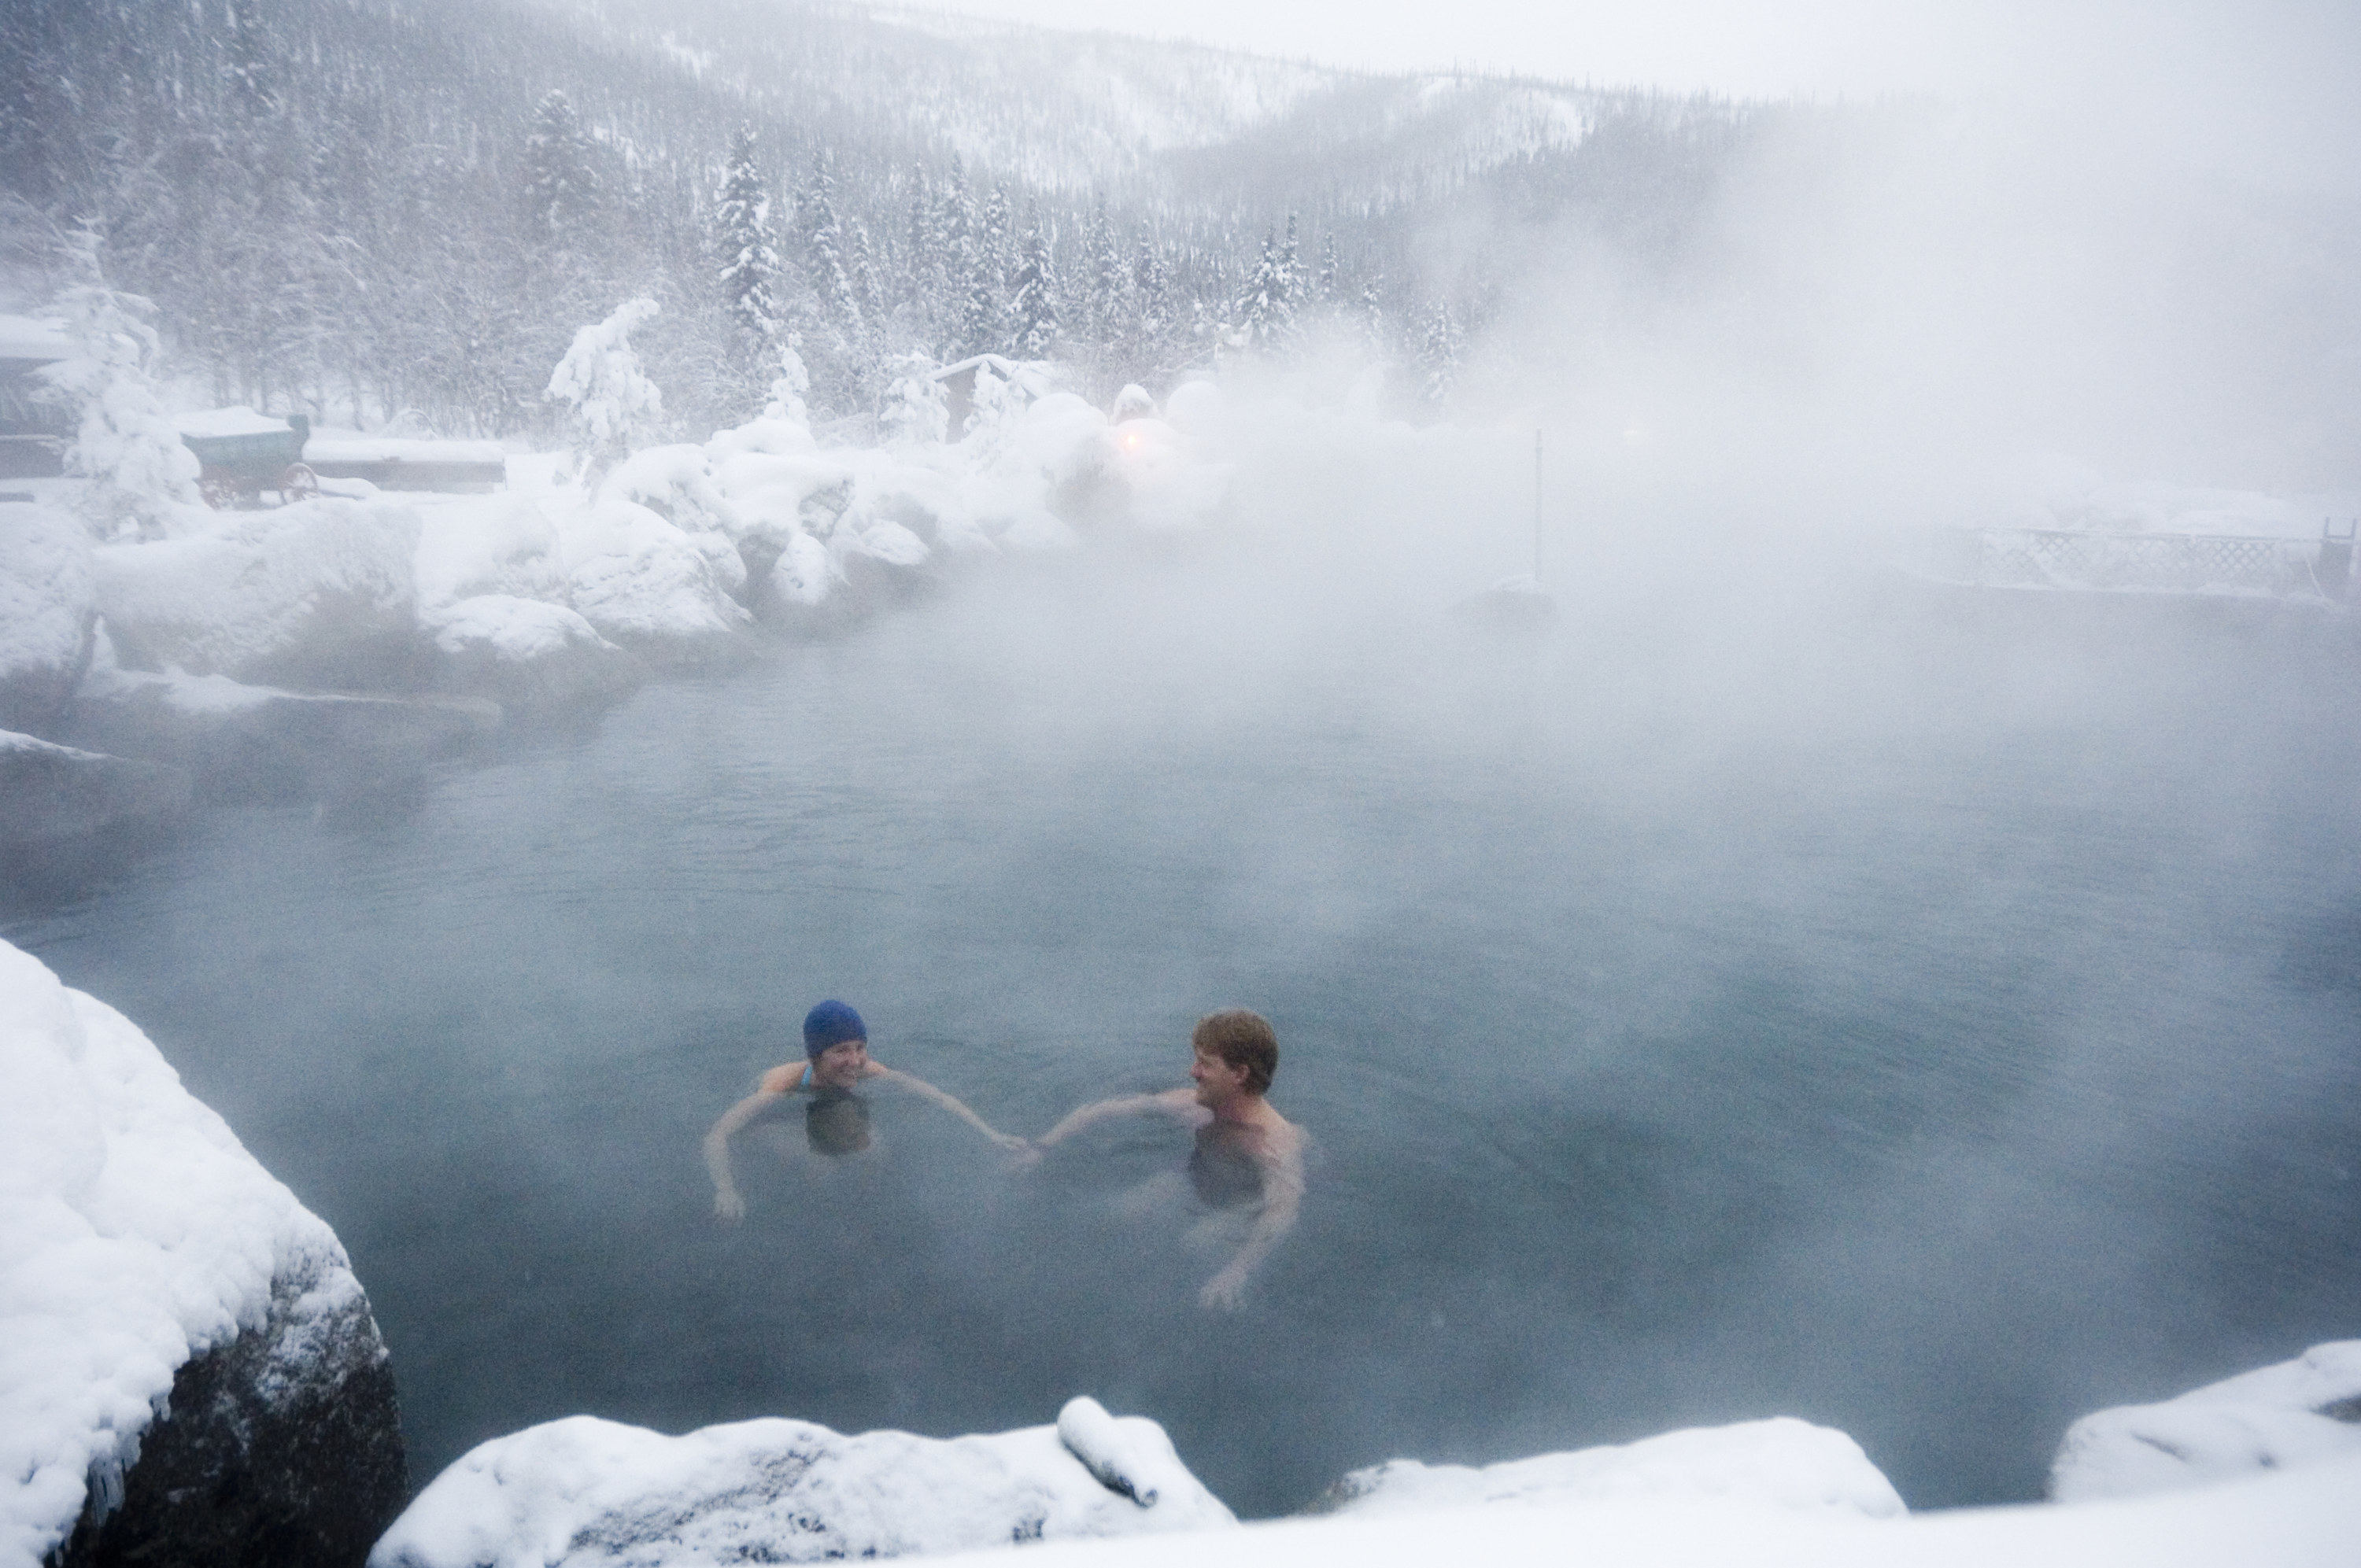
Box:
[423,594,641,710]
[1311,1418,1905,1521]
[93,496,427,689]
[369,1396,1234,1568]
[0,729,186,858]
[2050,1341,2361,1503]
[0,499,96,732]
[0,937,406,1568]
[59,653,497,805]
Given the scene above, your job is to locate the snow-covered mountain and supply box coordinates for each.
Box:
[0,0,1755,435]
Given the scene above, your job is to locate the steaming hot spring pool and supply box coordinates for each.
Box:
[9,537,2359,1518]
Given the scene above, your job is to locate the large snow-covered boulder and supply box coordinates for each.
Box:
[423,596,643,712]
[549,488,752,665]
[0,937,406,1568]
[59,655,498,805]
[2050,1342,2361,1503]
[93,496,427,689]
[370,1396,1235,1568]
[0,499,97,732]
[0,729,187,864]
[1310,1418,1906,1521]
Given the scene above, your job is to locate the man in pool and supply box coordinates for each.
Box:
[1022,1008,1306,1311]
[705,1000,1026,1220]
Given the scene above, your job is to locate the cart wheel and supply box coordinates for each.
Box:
[200,476,238,510]
[279,463,320,502]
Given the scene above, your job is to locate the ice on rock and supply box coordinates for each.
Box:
[1314,1418,1907,1520]
[370,1407,1236,1568]
[2050,1341,2361,1503]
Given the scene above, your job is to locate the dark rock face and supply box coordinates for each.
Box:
[50,1253,409,1568]
[55,680,500,806]
[0,733,189,871]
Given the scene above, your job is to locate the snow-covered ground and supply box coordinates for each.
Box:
[0,936,379,1568]
[371,1398,1233,1568]
[936,1456,2361,1568]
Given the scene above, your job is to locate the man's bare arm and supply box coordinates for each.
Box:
[704,1088,788,1220]
[1199,1130,1306,1310]
[1033,1088,1197,1150]
[875,1066,1026,1150]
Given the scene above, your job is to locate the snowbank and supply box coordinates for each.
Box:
[0,936,402,1568]
[370,1396,1235,1568]
[94,495,424,688]
[2050,1341,2361,1503]
[0,498,95,731]
[919,1457,2359,1568]
[1316,1417,1905,1519]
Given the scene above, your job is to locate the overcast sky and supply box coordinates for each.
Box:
[910,0,2361,194]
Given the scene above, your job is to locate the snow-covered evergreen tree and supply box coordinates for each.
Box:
[1417,298,1461,411]
[1130,227,1177,373]
[547,297,663,467]
[767,336,811,424]
[38,230,201,537]
[797,151,862,341]
[1006,205,1059,359]
[1232,227,1292,356]
[525,89,599,242]
[1315,232,1341,310]
[879,350,948,446]
[711,124,781,384]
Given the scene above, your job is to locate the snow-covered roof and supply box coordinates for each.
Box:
[929,353,1062,397]
[172,406,299,437]
[0,315,70,364]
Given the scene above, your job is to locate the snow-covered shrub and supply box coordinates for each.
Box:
[545,297,663,468]
[35,232,201,539]
[881,351,949,447]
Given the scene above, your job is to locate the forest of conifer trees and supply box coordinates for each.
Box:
[0,0,1757,438]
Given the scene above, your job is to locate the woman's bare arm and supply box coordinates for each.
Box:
[874,1065,1026,1150]
[704,1086,792,1219]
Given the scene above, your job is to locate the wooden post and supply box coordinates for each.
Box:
[1533,430,1544,585]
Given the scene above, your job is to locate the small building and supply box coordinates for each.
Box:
[928,353,1060,437]
[0,313,73,478]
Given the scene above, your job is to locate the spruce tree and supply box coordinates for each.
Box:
[1006,205,1059,359]
[524,89,598,242]
[711,124,781,375]
[1417,298,1460,410]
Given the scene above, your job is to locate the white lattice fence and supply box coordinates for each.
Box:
[1969,530,2328,598]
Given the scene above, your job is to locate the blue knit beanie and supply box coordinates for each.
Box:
[804,1000,867,1057]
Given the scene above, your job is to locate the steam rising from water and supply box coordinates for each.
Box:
[9,90,2359,1520]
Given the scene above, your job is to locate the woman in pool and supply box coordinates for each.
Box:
[704,1000,1026,1219]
